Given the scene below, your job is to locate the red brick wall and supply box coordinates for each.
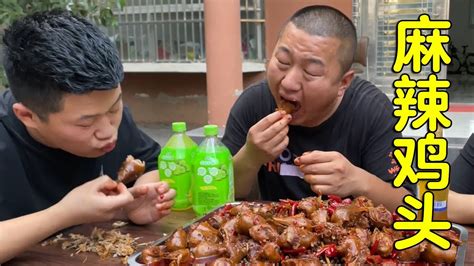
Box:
[122,72,265,126]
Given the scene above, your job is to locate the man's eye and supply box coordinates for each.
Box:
[304,70,320,77]
[278,59,290,65]
[77,124,92,128]
[109,108,120,114]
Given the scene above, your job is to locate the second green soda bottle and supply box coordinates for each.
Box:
[192,125,234,216]
[158,122,197,210]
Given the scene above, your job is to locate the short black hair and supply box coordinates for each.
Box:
[286,5,357,75]
[2,9,123,121]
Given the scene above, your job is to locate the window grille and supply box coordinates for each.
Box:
[104,0,265,64]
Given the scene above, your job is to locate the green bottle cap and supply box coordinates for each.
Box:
[172,122,187,133]
[203,125,218,136]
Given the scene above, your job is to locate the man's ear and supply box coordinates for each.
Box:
[12,103,42,128]
[337,69,355,97]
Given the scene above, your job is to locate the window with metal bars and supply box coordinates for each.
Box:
[354,0,450,92]
[103,0,265,64]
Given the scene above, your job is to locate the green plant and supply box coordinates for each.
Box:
[0,0,126,89]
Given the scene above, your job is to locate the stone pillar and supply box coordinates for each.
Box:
[204,0,243,127]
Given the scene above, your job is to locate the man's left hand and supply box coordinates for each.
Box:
[125,181,176,225]
[295,151,363,197]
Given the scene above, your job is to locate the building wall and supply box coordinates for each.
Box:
[449,0,474,50]
[122,72,265,127]
[264,0,352,59]
[123,1,354,126]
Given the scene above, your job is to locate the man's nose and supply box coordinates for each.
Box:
[280,67,302,92]
[94,115,115,141]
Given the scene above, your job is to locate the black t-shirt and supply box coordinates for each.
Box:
[223,77,415,201]
[0,90,161,220]
[450,133,474,194]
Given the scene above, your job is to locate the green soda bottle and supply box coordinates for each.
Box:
[158,122,197,210]
[192,125,234,216]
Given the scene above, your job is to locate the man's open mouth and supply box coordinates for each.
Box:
[278,97,300,114]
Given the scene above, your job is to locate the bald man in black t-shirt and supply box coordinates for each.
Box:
[222,5,414,212]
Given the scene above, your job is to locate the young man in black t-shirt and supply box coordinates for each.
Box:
[448,133,474,224]
[223,5,414,211]
[0,11,175,262]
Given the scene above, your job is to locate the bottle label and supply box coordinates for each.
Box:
[159,149,194,210]
[433,200,447,212]
[193,154,233,215]
[160,159,191,178]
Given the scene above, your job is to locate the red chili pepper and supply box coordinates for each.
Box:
[366,255,383,264]
[275,205,282,214]
[391,250,398,259]
[282,247,306,255]
[316,244,337,258]
[391,211,400,221]
[290,203,297,216]
[342,198,352,204]
[325,246,337,257]
[328,195,342,203]
[370,239,379,255]
[327,206,335,216]
[221,203,233,214]
[280,199,298,204]
[280,199,298,216]
[329,201,346,209]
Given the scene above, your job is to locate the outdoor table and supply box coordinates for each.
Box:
[4,210,474,265]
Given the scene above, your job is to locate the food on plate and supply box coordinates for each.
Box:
[117,155,145,184]
[138,196,462,265]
